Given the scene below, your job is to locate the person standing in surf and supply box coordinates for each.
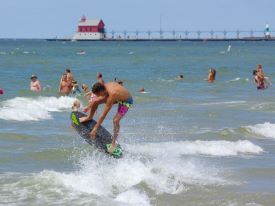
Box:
[207,68,216,83]
[59,74,71,95]
[30,75,42,92]
[254,64,271,89]
[80,82,133,153]
[65,68,75,84]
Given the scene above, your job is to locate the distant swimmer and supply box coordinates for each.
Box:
[256,64,265,83]
[253,65,271,90]
[65,68,75,88]
[0,88,4,95]
[72,81,81,94]
[97,72,104,85]
[77,50,86,55]
[176,75,184,80]
[207,68,216,83]
[82,84,88,93]
[83,73,105,112]
[59,74,71,95]
[253,70,264,89]
[139,87,145,93]
[30,75,42,92]
[114,77,124,85]
[80,82,133,154]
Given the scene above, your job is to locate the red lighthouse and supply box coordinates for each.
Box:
[73,16,105,40]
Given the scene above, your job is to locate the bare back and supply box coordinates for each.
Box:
[105,82,131,103]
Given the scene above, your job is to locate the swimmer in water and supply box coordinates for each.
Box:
[82,84,88,93]
[65,68,75,90]
[256,64,264,82]
[72,81,81,94]
[252,70,264,89]
[139,87,145,93]
[176,75,184,80]
[59,74,71,95]
[207,68,216,83]
[30,75,42,92]
[97,72,104,85]
[114,77,124,85]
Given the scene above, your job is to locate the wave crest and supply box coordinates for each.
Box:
[0,96,76,121]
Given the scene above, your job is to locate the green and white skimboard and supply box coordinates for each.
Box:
[70,111,123,158]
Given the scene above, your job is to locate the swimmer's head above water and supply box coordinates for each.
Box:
[30,74,38,81]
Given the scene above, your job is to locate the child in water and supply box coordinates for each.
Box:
[72,100,81,112]
[72,81,81,94]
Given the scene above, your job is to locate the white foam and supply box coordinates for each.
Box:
[228,77,241,82]
[0,96,76,121]
[33,149,227,199]
[126,140,263,157]
[200,101,246,106]
[0,140,240,205]
[245,122,275,139]
[115,189,151,206]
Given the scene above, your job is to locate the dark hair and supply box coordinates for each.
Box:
[92,82,106,94]
[253,70,257,75]
[97,73,103,78]
[66,69,71,73]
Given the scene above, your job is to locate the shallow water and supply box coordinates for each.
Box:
[1,40,275,205]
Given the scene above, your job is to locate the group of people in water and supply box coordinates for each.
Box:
[28,63,268,96]
[25,63,270,154]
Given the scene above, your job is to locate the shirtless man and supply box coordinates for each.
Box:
[65,69,74,89]
[80,82,133,153]
[30,75,42,92]
[59,74,71,95]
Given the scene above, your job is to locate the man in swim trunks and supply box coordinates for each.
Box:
[59,74,71,95]
[30,75,42,92]
[80,82,133,153]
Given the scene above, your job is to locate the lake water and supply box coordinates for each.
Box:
[0,40,275,206]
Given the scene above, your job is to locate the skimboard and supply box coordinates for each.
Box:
[70,111,123,158]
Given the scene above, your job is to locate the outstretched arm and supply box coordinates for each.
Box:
[90,98,113,139]
[80,95,107,123]
[94,98,113,129]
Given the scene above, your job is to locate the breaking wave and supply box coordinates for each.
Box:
[0,96,76,121]
[244,122,275,139]
[126,140,263,157]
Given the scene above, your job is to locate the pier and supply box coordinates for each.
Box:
[47,29,275,42]
[46,18,274,42]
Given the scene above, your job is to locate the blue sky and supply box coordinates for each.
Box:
[0,0,274,38]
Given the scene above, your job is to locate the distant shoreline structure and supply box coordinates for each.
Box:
[46,37,275,42]
[46,16,274,42]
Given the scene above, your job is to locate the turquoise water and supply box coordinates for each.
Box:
[1,40,275,205]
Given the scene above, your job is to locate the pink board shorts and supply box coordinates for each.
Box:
[117,97,133,117]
